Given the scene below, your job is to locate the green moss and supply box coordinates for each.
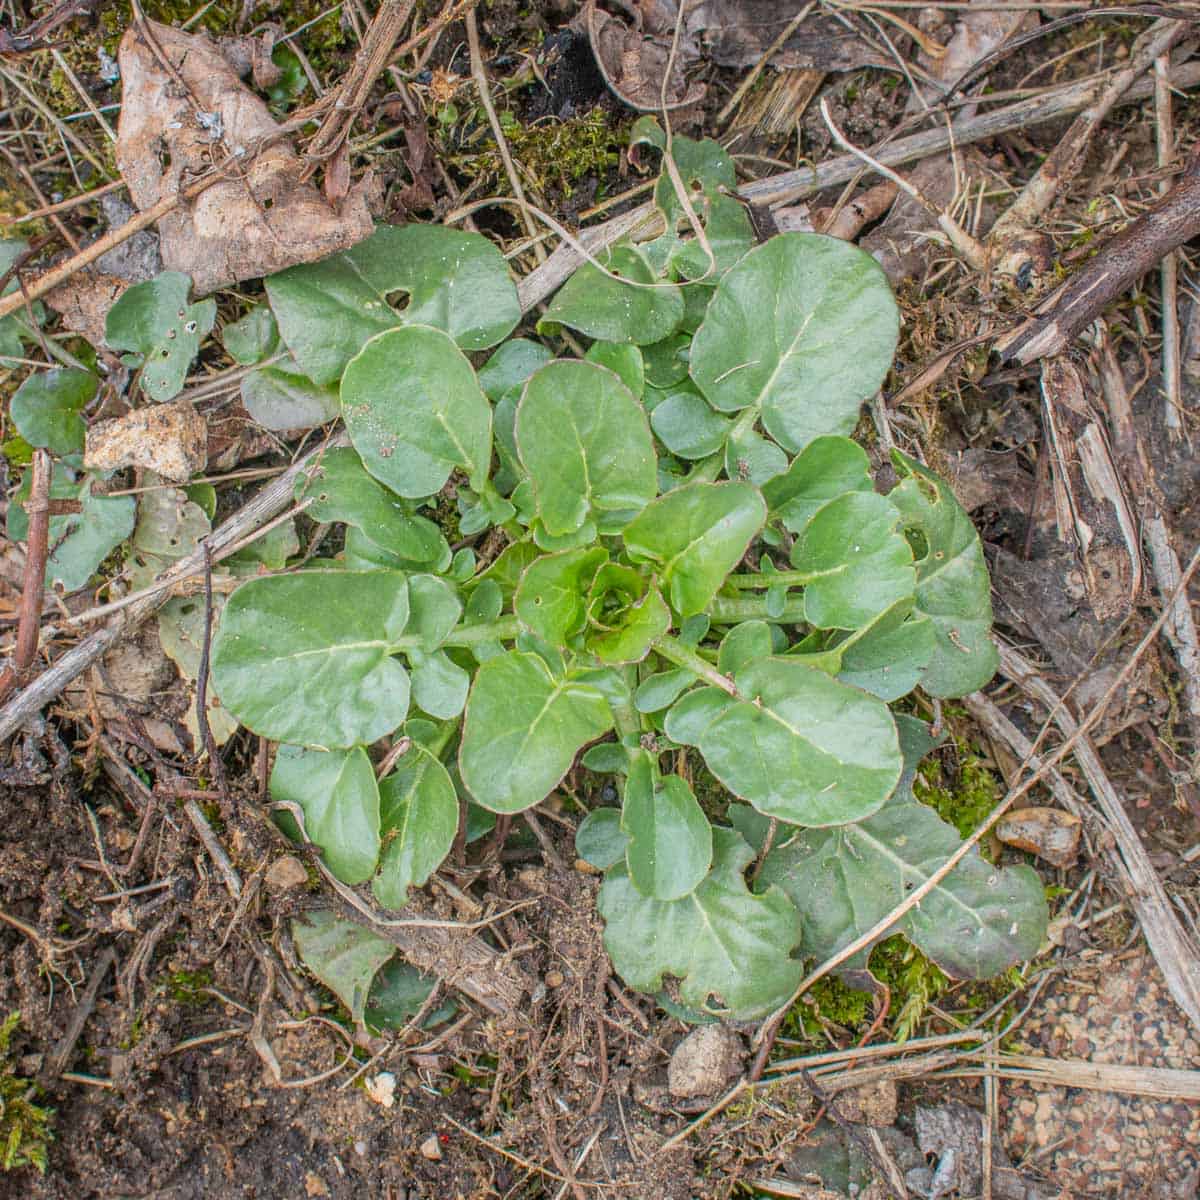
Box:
[868,936,948,1043]
[0,1013,54,1175]
[912,732,1001,845]
[163,968,214,1007]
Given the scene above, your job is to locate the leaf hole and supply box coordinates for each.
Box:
[263,197,274,210]
[385,290,412,315]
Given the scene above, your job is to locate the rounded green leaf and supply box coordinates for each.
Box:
[598,827,802,1020]
[515,547,607,644]
[836,605,935,701]
[10,368,96,456]
[888,450,998,696]
[689,234,900,452]
[762,435,873,535]
[623,481,766,618]
[297,446,447,563]
[576,808,629,870]
[342,324,492,498]
[663,686,735,745]
[211,571,411,748]
[478,338,554,400]
[516,360,657,536]
[584,341,645,397]
[271,745,381,884]
[634,668,695,714]
[539,245,684,346]
[372,743,458,909]
[409,648,469,719]
[266,225,521,385]
[698,657,902,826]
[459,651,613,813]
[292,911,394,1025]
[650,387,732,459]
[621,755,712,901]
[222,304,279,365]
[717,620,773,677]
[406,574,463,650]
[792,491,916,630]
[241,361,339,431]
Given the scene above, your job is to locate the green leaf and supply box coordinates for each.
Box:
[576,808,629,870]
[725,426,787,486]
[586,576,669,665]
[9,368,96,456]
[128,477,210,585]
[623,481,766,617]
[689,234,899,452]
[888,451,998,697]
[836,604,935,702]
[515,546,607,644]
[478,337,555,400]
[227,519,300,571]
[642,332,690,388]
[222,304,279,365]
[467,539,539,602]
[517,360,657,536]
[621,754,712,901]
[292,911,394,1025]
[105,271,216,402]
[240,360,339,430]
[539,245,683,346]
[366,959,455,1031]
[266,225,521,385]
[406,574,463,650]
[158,595,240,748]
[762,435,873,534]
[650,387,732,460]
[598,827,802,1019]
[585,341,645,397]
[717,620,773,676]
[271,745,381,884]
[669,193,755,281]
[634,668,695,714]
[297,446,446,564]
[757,751,1047,979]
[211,571,411,748]
[341,324,491,498]
[409,649,469,719]
[792,492,915,630]
[7,468,136,594]
[372,743,458,909]
[698,657,901,826]
[343,525,451,575]
[459,651,613,813]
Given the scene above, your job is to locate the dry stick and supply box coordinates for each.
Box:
[1155,51,1182,437]
[0,450,53,706]
[518,57,1200,312]
[43,946,117,1081]
[989,17,1189,246]
[755,544,1200,1042]
[465,8,544,261]
[716,1,818,124]
[999,642,1200,1029]
[996,145,1200,364]
[0,178,127,226]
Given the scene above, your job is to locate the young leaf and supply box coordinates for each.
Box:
[724,425,787,486]
[698,657,902,826]
[634,668,695,714]
[757,758,1048,979]
[621,754,712,901]
[576,808,629,870]
[105,271,216,402]
[515,546,608,644]
[650,387,732,460]
[366,959,455,1031]
[717,620,773,676]
[372,743,458,909]
[598,827,803,1019]
[539,245,684,346]
[342,324,492,498]
[586,575,670,665]
[663,686,736,745]
[888,451,998,697]
[762,435,873,534]
[211,571,412,748]
[585,341,645,397]
[689,234,899,452]
[292,911,394,1025]
[266,225,521,385]
[296,446,446,565]
[409,649,469,719]
[271,745,381,884]
[9,367,96,457]
[516,360,657,536]
[478,337,555,400]
[406,574,463,650]
[623,481,766,617]
[459,651,613,813]
[792,491,916,630]
[240,360,339,431]
[222,304,279,365]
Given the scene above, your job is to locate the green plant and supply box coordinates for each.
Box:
[0,1013,53,1174]
[4,124,1048,1023]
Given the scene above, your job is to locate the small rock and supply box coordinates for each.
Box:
[835,1078,897,1127]
[545,970,565,989]
[419,1134,443,1161]
[364,1071,396,1109]
[265,854,309,893]
[304,1173,329,1198]
[667,1025,744,1098]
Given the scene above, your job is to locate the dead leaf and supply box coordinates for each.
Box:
[85,399,207,483]
[219,28,283,91]
[997,806,1082,868]
[45,271,128,348]
[582,2,705,113]
[116,20,373,295]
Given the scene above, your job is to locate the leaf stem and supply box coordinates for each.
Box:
[724,569,816,589]
[706,595,808,623]
[652,635,737,695]
[392,616,523,654]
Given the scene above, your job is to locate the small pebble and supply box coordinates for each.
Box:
[545,970,565,988]
[265,854,309,892]
[419,1134,443,1161]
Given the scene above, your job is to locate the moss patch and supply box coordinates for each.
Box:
[0,1012,54,1175]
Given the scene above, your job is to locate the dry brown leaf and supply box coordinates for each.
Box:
[45,271,128,348]
[85,399,207,483]
[997,806,1082,868]
[116,20,373,294]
